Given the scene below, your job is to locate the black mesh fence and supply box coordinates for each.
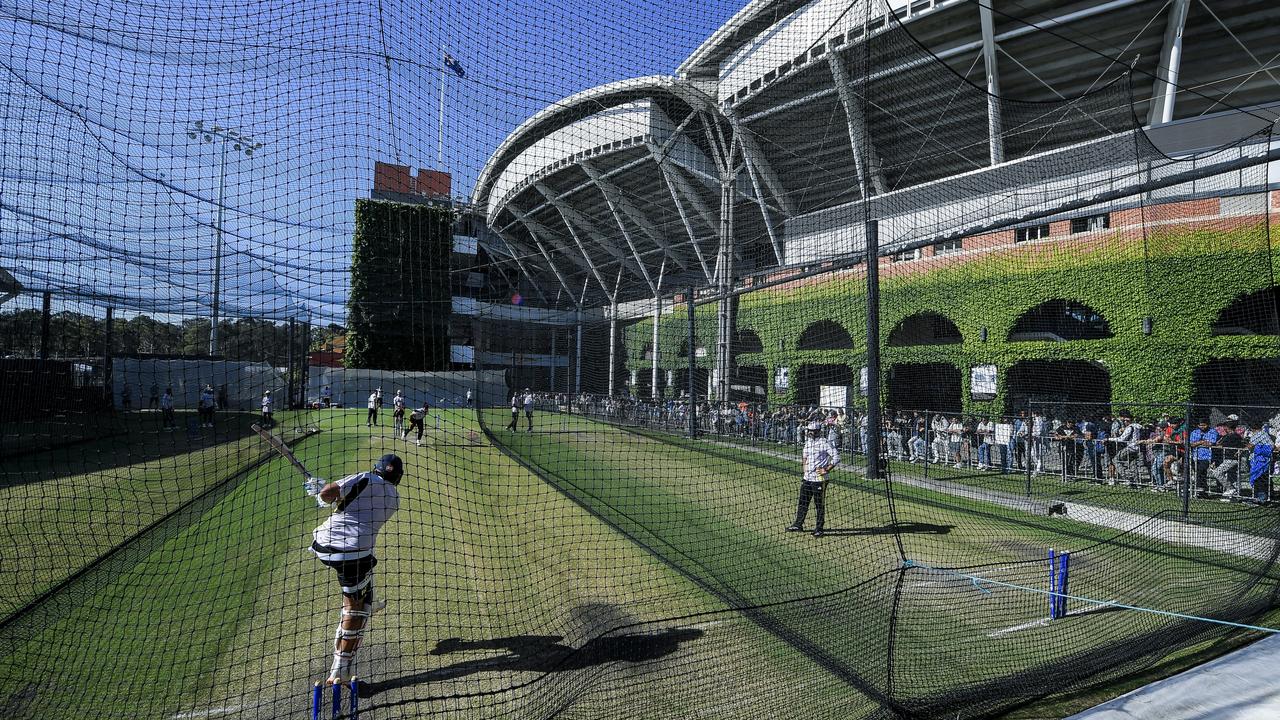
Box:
[2,0,1280,719]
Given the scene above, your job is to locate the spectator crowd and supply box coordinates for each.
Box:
[522,392,1280,505]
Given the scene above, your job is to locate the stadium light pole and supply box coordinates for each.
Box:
[187,120,264,356]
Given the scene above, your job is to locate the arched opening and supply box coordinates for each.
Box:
[1193,359,1280,411]
[734,329,764,354]
[1008,300,1112,342]
[794,364,853,405]
[887,313,962,347]
[676,339,707,359]
[1212,288,1280,336]
[673,368,711,400]
[886,363,962,413]
[730,365,767,401]
[1004,360,1111,415]
[797,320,854,350]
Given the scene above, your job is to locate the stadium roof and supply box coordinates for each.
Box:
[476,0,1280,311]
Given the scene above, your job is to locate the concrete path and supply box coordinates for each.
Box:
[1067,634,1280,719]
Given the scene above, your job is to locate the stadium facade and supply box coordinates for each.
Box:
[471,0,1279,411]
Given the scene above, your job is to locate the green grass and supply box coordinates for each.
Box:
[485,411,1280,716]
[2,407,1277,719]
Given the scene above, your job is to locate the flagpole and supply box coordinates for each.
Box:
[437,44,445,167]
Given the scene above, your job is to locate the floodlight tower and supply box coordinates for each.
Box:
[187,120,264,356]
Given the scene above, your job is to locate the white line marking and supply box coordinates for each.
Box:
[169,705,243,719]
[989,618,1050,637]
[681,619,728,631]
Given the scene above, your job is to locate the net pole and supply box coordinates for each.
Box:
[550,328,557,392]
[39,290,51,360]
[608,304,617,397]
[574,321,582,396]
[1182,399,1193,517]
[287,318,295,409]
[651,295,661,401]
[687,285,697,438]
[103,306,113,408]
[865,219,882,479]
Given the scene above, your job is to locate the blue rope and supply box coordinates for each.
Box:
[901,559,1280,635]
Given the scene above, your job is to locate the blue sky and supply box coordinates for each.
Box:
[0,0,743,324]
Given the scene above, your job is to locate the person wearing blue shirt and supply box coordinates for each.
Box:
[1189,419,1218,498]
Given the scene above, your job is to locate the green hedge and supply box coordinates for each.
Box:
[623,225,1279,409]
[345,199,453,371]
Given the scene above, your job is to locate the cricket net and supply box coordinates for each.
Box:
[2,1,1279,719]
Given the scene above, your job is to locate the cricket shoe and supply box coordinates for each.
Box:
[326,651,355,685]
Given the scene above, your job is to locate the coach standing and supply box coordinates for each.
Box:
[787,420,840,538]
[522,388,535,432]
[310,454,403,685]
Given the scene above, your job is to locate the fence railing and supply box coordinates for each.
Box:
[517,393,1280,507]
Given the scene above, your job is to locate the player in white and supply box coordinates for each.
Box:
[404,403,429,445]
[307,454,403,685]
[787,421,840,538]
[522,388,535,432]
[465,388,473,407]
[160,387,176,430]
[366,390,379,427]
[199,385,216,428]
[260,390,274,428]
[391,390,406,434]
[506,392,520,431]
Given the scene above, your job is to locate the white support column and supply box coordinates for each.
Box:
[1148,0,1191,126]
[575,321,582,396]
[651,294,661,401]
[979,0,1005,164]
[608,308,617,396]
[714,179,735,403]
[829,53,889,196]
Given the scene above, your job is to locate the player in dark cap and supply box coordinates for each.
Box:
[308,454,403,685]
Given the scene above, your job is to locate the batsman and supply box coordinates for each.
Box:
[305,454,403,685]
[787,420,839,538]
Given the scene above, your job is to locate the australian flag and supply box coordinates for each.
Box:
[443,50,465,78]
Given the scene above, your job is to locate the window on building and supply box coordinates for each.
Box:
[893,248,921,262]
[933,238,962,255]
[1015,224,1051,243]
[1070,214,1110,234]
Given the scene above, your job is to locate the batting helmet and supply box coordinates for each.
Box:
[374,454,404,485]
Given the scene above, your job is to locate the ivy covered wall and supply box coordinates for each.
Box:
[623,223,1279,412]
[346,199,453,371]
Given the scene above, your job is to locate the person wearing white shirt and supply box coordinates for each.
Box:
[310,454,402,685]
[260,390,274,428]
[160,387,176,430]
[977,418,995,469]
[366,391,379,427]
[198,385,216,428]
[786,421,840,538]
[391,390,406,434]
[522,389,535,432]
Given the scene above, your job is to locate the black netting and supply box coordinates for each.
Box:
[2,1,1279,719]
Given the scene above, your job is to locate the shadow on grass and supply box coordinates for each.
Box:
[362,628,704,696]
[0,411,262,487]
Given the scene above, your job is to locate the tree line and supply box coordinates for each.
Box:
[0,309,344,365]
